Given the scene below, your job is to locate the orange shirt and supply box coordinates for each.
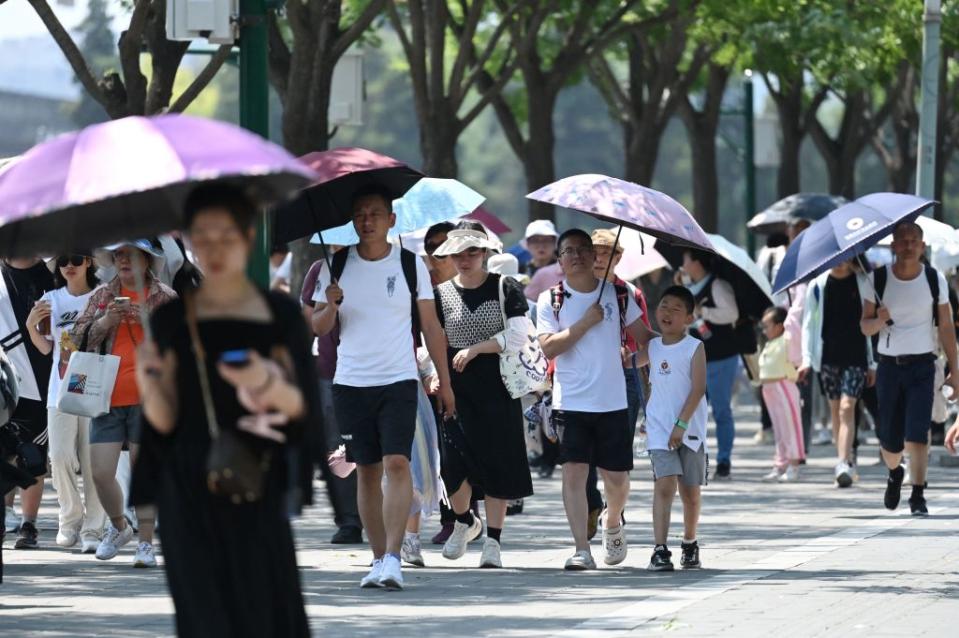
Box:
[110,288,144,407]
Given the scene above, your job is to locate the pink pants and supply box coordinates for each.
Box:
[762,380,806,470]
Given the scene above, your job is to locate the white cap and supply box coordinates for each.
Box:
[487,253,520,276]
[524,219,558,239]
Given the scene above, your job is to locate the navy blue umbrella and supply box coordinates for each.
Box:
[772,193,936,295]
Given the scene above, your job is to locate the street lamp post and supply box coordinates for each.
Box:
[743,70,756,256]
[916,0,941,211]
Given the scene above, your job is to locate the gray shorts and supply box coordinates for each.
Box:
[90,405,143,445]
[649,444,708,486]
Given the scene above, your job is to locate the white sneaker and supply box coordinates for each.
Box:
[80,534,100,554]
[442,516,483,560]
[56,527,79,548]
[378,554,404,590]
[762,468,784,482]
[360,559,384,588]
[602,525,628,566]
[752,429,771,444]
[401,533,425,567]
[133,542,157,568]
[779,466,800,482]
[4,507,19,534]
[813,429,833,445]
[95,523,134,560]
[564,550,596,571]
[479,538,502,568]
[834,461,853,488]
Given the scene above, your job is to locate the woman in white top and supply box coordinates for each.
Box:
[25,254,105,553]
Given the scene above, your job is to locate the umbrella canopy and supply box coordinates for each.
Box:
[527,174,714,252]
[308,178,485,246]
[0,114,314,258]
[465,205,511,234]
[747,193,846,233]
[772,193,936,295]
[656,233,774,321]
[614,230,670,281]
[274,147,424,244]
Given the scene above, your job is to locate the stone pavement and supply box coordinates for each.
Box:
[2,405,958,637]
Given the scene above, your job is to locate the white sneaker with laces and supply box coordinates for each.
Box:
[762,468,784,482]
[56,527,79,548]
[442,516,483,560]
[401,533,425,567]
[602,525,627,566]
[80,534,100,554]
[779,465,800,482]
[95,523,134,560]
[834,461,853,488]
[133,542,157,568]
[564,550,596,571]
[479,538,502,568]
[360,559,385,588]
[813,429,833,445]
[4,507,19,534]
[378,554,404,590]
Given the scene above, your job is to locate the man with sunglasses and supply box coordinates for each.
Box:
[424,222,458,288]
[1,255,55,548]
[536,229,653,571]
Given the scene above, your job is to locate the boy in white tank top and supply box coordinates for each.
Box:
[638,286,708,571]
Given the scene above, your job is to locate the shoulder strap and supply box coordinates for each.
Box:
[400,248,421,338]
[925,264,940,326]
[874,266,887,302]
[183,293,220,439]
[330,246,349,282]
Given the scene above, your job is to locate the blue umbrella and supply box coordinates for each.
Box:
[772,193,936,295]
[309,177,485,246]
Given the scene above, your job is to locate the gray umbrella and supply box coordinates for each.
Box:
[747,193,847,233]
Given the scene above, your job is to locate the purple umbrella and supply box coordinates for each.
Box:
[0,114,316,258]
[527,174,714,252]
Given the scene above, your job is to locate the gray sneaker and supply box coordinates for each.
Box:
[95,523,134,560]
[442,516,483,560]
[564,550,596,571]
[401,533,425,567]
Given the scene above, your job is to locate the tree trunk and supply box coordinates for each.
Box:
[523,82,559,221]
[774,81,803,198]
[624,118,661,186]
[420,109,459,177]
[678,64,728,233]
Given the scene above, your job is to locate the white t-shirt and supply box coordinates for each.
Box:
[645,335,708,452]
[40,287,95,408]
[313,246,433,387]
[536,279,642,412]
[868,267,948,357]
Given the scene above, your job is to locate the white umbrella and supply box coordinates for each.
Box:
[877,215,959,249]
[614,229,670,280]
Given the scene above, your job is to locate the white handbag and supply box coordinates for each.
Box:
[497,276,550,399]
[56,327,120,418]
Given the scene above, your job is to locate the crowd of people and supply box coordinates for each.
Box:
[1,182,959,634]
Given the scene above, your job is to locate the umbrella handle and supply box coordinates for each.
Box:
[597,225,624,302]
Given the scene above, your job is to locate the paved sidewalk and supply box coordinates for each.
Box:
[2,406,958,637]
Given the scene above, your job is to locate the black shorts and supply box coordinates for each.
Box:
[333,380,418,466]
[553,409,633,472]
[4,398,48,477]
[876,358,935,453]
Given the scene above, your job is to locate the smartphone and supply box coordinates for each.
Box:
[220,349,251,368]
[113,296,131,305]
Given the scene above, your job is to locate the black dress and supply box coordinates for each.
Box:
[435,274,534,501]
[131,292,317,638]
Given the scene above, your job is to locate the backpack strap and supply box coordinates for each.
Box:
[399,248,421,340]
[873,265,887,303]
[924,264,940,327]
[614,283,629,345]
[550,282,566,321]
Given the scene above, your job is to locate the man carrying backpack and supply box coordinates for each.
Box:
[861,221,959,516]
[312,185,455,590]
[536,229,653,571]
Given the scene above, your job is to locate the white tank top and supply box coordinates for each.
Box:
[646,335,708,452]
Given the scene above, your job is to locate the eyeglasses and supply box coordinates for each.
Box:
[560,247,595,258]
[56,255,86,268]
[425,242,447,259]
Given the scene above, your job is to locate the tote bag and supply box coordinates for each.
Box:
[56,351,120,418]
[497,276,550,399]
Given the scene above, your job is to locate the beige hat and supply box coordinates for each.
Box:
[433,229,501,257]
[591,228,624,253]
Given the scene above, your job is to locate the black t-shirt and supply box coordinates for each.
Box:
[821,274,867,367]
[1,261,55,392]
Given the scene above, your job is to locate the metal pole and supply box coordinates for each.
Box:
[239,0,271,287]
[916,0,941,203]
[743,70,757,257]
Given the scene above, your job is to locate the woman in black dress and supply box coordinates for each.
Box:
[432,222,534,569]
[132,183,316,637]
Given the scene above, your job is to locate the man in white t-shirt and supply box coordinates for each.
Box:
[861,221,959,516]
[536,229,653,571]
[312,185,455,590]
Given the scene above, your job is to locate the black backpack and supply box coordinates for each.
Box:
[330,246,421,339]
[873,264,940,327]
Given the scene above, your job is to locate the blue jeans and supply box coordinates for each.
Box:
[706,355,739,465]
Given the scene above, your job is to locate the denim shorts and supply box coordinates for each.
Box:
[876,358,935,453]
[90,405,143,445]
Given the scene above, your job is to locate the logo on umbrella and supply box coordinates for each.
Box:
[846,217,865,231]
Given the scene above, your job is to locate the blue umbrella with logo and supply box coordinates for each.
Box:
[772,192,936,295]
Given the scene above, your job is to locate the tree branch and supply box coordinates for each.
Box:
[118,0,153,114]
[454,3,521,104]
[457,51,520,130]
[27,0,110,113]
[447,0,488,107]
[332,0,388,61]
[168,45,234,113]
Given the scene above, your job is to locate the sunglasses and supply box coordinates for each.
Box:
[56,255,87,268]
[425,242,447,259]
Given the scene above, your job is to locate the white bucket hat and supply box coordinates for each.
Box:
[94,239,166,281]
[433,229,501,257]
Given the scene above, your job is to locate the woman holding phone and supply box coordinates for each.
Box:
[132,183,317,637]
[26,254,104,553]
[72,241,176,566]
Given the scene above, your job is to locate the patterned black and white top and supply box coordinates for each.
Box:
[436,274,528,349]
